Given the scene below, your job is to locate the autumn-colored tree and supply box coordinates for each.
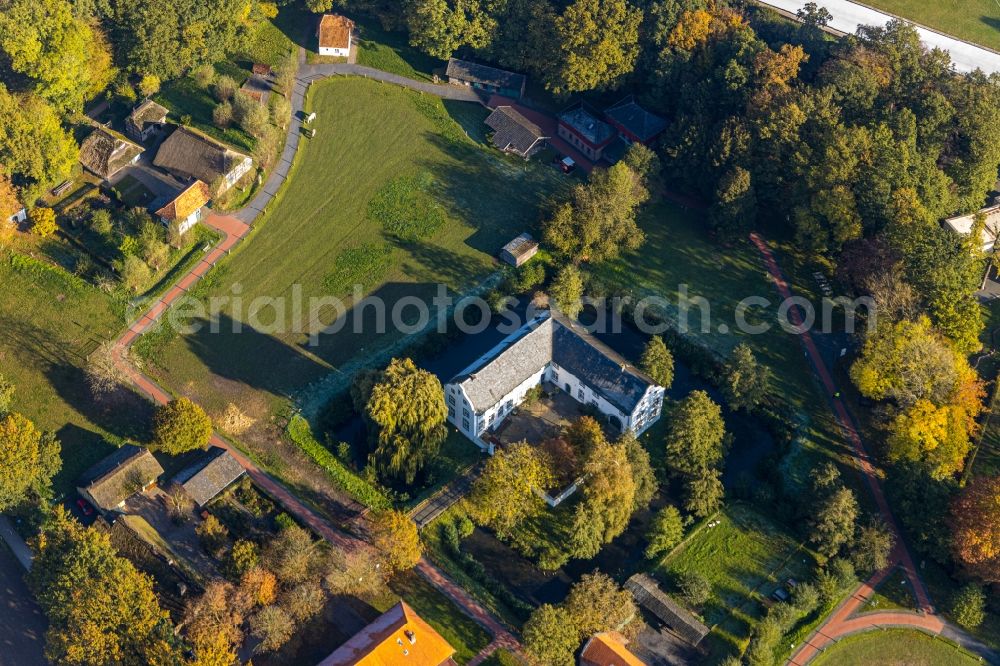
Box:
[152,397,213,454]
[324,547,387,599]
[0,373,14,415]
[0,170,21,223]
[0,412,60,509]
[564,416,606,457]
[366,358,447,485]
[265,524,321,584]
[950,476,1000,582]
[640,335,674,388]
[196,513,230,555]
[523,603,579,666]
[240,567,279,608]
[549,264,585,319]
[469,441,554,537]
[564,571,638,639]
[30,207,57,236]
[568,439,636,559]
[29,507,175,665]
[225,539,259,579]
[249,605,294,653]
[886,399,971,480]
[187,631,238,666]
[370,509,422,574]
[184,580,246,653]
[281,580,326,622]
[621,432,657,509]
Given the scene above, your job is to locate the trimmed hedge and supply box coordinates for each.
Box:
[286,414,392,510]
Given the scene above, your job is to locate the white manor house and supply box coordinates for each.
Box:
[445,311,665,449]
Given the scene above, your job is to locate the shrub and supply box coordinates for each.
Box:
[950,584,986,629]
[152,397,213,454]
[29,207,57,237]
[117,254,152,293]
[214,75,238,102]
[286,415,391,509]
[213,101,234,128]
[192,64,215,88]
[138,74,161,97]
[233,92,270,138]
[89,209,113,235]
[677,571,710,606]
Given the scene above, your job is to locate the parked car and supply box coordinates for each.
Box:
[76,498,94,516]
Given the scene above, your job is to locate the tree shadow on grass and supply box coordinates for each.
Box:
[180,313,330,400]
[415,132,562,256]
[982,16,1000,35]
[45,363,156,444]
[50,423,117,497]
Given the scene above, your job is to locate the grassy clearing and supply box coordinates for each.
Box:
[860,0,1000,52]
[859,566,916,613]
[812,628,981,666]
[139,75,563,453]
[355,17,443,81]
[0,248,129,498]
[379,569,492,664]
[654,503,816,660]
[155,62,256,153]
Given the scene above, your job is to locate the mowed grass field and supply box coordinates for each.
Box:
[654,503,815,660]
[141,76,564,423]
[595,202,848,495]
[812,629,981,666]
[0,251,131,497]
[863,0,1000,52]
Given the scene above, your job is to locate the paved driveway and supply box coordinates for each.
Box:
[0,542,47,666]
[754,0,1000,74]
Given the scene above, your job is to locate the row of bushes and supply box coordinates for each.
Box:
[286,414,392,510]
[439,516,534,622]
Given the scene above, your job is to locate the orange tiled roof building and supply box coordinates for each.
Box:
[317,601,457,666]
[579,632,646,666]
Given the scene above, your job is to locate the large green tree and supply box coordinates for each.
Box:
[152,397,213,454]
[722,343,771,412]
[639,335,674,388]
[0,412,61,510]
[568,438,637,559]
[543,162,648,264]
[0,85,78,197]
[665,390,725,477]
[523,603,578,666]
[366,357,447,484]
[0,0,115,111]
[29,507,178,665]
[547,0,642,94]
[403,0,496,59]
[469,441,554,537]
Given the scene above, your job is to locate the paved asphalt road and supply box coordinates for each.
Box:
[755,0,1000,74]
[0,542,46,666]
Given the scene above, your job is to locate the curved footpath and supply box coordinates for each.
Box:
[749,233,996,665]
[111,52,517,662]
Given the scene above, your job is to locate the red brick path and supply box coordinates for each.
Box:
[749,233,945,664]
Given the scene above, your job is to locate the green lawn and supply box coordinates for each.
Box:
[654,503,816,661]
[354,16,444,82]
[861,0,1000,52]
[154,61,256,153]
[380,569,492,664]
[136,76,564,514]
[0,250,130,498]
[859,567,916,613]
[813,629,981,666]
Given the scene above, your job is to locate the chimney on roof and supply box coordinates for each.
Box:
[405,629,416,644]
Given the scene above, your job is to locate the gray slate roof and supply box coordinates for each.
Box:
[446,58,525,90]
[173,446,244,506]
[605,96,667,143]
[450,312,657,415]
[559,105,615,146]
[485,106,547,156]
[78,445,164,512]
[625,574,709,646]
[153,126,249,185]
